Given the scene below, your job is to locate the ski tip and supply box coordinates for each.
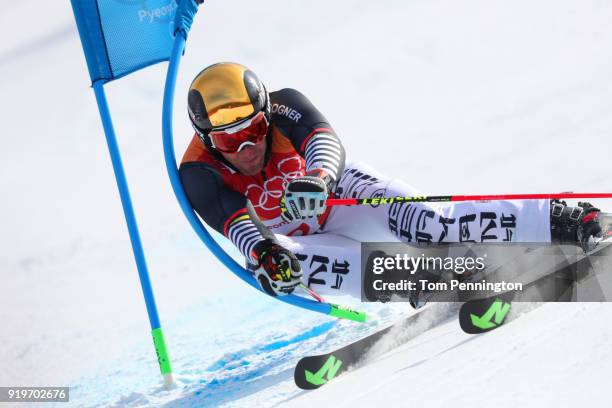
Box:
[294,359,323,390]
[459,296,512,334]
[295,353,344,390]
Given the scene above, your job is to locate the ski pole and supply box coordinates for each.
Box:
[299,284,367,322]
[300,283,326,303]
[327,192,612,207]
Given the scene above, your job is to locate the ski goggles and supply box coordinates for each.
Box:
[208,111,269,154]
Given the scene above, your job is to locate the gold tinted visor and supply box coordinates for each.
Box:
[192,63,256,128]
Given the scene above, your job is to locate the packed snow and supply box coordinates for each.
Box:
[1,0,612,407]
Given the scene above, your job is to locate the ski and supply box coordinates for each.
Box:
[294,303,459,389]
[296,214,612,388]
[459,238,612,334]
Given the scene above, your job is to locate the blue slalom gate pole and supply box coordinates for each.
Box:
[92,81,174,387]
[161,34,366,323]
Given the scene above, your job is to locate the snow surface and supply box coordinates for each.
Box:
[1,0,612,407]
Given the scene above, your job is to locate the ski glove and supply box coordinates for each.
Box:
[253,239,303,296]
[280,172,330,222]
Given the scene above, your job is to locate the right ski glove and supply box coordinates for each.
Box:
[253,239,303,296]
[550,200,603,253]
[280,170,332,222]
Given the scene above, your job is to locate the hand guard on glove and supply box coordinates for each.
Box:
[253,239,303,296]
[280,171,331,222]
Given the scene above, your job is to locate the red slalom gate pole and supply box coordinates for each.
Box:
[326,193,612,207]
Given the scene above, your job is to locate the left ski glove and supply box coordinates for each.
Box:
[280,171,331,222]
[253,239,303,296]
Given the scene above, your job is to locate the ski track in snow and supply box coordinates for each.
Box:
[69,300,405,408]
[2,1,612,407]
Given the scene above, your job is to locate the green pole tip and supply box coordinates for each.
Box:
[329,304,367,322]
[152,328,173,375]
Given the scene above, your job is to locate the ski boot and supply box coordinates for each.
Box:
[550,200,603,253]
[362,250,393,303]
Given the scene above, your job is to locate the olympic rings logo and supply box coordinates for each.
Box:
[246,156,305,215]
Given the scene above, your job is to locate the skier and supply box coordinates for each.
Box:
[180,62,604,302]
